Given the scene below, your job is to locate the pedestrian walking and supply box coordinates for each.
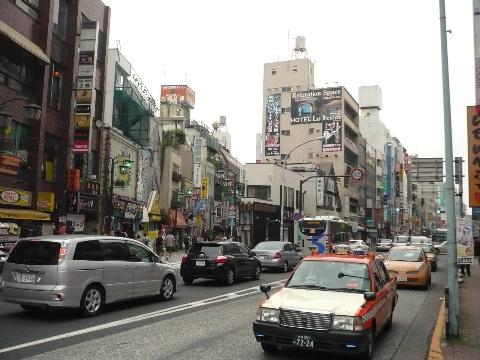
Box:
[164,231,175,260]
[184,234,190,253]
[155,234,164,257]
[460,263,471,277]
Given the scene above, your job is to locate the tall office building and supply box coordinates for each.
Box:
[261,37,362,227]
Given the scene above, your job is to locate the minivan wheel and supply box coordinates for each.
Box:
[159,276,175,300]
[80,285,104,317]
[224,268,235,285]
[21,304,43,312]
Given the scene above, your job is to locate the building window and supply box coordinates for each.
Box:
[271,69,277,75]
[48,63,63,111]
[247,185,271,200]
[13,0,39,19]
[0,37,36,98]
[281,107,291,113]
[281,130,290,136]
[308,153,313,159]
[292,66,298,72]
[0,119,30,164]
[308,128,315,135]
[43,134,59,182]
[53,0,69,41]
[287,187,294,208]
[281,87,291,92]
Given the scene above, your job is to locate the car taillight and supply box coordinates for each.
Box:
[273,252,281,259]
[58,242,69,263]
[182,255,188,263]
[214,255,228,264]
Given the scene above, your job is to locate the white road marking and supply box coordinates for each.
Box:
[0,279,285,354]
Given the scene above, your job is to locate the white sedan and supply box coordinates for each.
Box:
[348,240,369,252]
[434,241,448,254]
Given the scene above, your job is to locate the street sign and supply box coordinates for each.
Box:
[350,167,364,181]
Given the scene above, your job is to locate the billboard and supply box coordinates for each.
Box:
[467,106,480,207]
[265,94,281,156]
[290,88,343,152]
[160,85,195,108]
[410,157,444,182]
[456,218,474,265]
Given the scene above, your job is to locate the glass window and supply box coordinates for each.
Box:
[43,134,59,182]
[374,261,387,286]
[247,185,271,200]
[387,248,424,262]
[100,240,130,261]
[8,241,60,265]
[372,265,383,290]
[53,0,69,41]
[189,244,222,258]
[127,242,156,262]
[254,241,282,251]
[237,244,250,255]
[48,63,63,110]
[0,119,30,164]
[73,240,103,261]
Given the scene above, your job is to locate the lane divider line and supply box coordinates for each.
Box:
[0,279,285,354]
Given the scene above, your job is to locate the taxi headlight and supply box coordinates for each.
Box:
[333,316,363,331]
[256,308,279,323]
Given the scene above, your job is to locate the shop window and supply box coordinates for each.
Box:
[0,119,30,163]
[43,134,59,182]
[53,0,69,41]
[247,185,271,200]
[48,63,63,111]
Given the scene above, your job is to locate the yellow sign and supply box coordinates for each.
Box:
[201,177,208,199]
[147,230,159,239]
[75,89,92,103]
[0,187,32,207]
[37,192,55,212]
[74,115,90,128]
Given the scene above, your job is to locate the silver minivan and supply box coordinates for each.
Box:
[0,235,177,316]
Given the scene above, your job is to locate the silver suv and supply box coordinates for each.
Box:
[0,235,177,316]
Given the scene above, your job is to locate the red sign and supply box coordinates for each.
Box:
[72,140,89,153]
[67,169,80,192]
[0,154,21,175]
[160,85,195,108]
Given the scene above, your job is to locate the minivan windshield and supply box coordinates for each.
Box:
[287,260,371,292]
[8,241,60,265]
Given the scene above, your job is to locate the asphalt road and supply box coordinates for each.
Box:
[0,256,448,360]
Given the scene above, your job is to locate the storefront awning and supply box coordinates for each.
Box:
[0,208,50,221]
[0,20,50,64]
[168,209,187,229]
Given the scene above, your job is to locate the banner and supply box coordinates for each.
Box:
[322,119,342,152]
[456,218,474,265]
[316,177,324,207]
[467,106,480,207]
[265,94,281,156]
[0,187,32,207]
[201,177,209,199]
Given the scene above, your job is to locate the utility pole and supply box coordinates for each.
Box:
[439,0,459,337]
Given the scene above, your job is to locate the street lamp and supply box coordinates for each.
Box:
[0,97,42,121]
[108,153,134,233]
[280,136,324,242]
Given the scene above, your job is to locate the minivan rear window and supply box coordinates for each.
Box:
[8,241,60,265]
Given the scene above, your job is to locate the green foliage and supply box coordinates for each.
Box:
[162,129,186,150]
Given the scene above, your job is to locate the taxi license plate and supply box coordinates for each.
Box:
[21,273,36,283]
[195,261,205,267]
[397,275,407,282]
[292,335,314,348]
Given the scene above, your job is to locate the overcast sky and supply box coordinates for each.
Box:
[102,0,473,171]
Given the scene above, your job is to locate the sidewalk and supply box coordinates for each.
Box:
[429,257,480,359]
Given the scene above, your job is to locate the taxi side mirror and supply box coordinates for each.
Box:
[364,292,376,302]
[260,284,272,299]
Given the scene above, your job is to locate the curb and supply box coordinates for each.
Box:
[427,298,445,360]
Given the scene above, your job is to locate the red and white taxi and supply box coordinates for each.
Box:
[252,253,397,359]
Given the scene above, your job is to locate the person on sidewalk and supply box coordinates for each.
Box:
[155,234,164,257]
[164,231,175,260]
[183,234,190,253]
[460,263,471,277]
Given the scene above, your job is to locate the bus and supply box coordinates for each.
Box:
[432,228,447,244]
[298,216,352,254]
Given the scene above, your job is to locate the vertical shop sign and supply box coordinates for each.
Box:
[265,94,281,156]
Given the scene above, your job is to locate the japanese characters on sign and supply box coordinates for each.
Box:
[265,94,281,156]
[467,106,480,207]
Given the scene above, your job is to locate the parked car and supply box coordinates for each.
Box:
[411,243,439,271]
[410,236,432,244]
[0,235,177,316]
[434,241,448,254]
[252,241,302,272]
[376,238,393,252]
[180,241,261,285]
[384,246,431,289]
[253,253,398,359]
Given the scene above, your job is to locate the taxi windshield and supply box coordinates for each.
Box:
[286,260,371,293]
[412,244,435,253]
[387,248,423,262]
